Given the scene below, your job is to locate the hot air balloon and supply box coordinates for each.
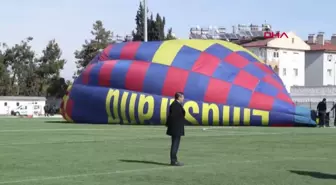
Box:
[61,40,316,127]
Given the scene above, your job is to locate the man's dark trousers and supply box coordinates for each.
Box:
[319,111,326,127]
[170,136,181,163]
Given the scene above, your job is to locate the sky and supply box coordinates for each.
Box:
[1,0,335,80]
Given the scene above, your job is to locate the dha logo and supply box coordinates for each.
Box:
[264,31,288,39]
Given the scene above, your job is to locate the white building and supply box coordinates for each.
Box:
[305,32,336,86]
[0,96,46,115]
[242,32,310,92]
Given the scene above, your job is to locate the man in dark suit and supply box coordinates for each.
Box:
[317,98,327,127]
[166,92,185,166]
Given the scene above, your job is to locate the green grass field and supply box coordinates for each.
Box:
[1,118,336,185]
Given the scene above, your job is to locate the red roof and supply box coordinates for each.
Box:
[243,38,336,52]
[242,38,274,47]
[307,40,336,52]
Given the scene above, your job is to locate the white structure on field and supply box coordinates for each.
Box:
[0,96,46,116]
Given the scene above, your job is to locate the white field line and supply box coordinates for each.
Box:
[0,128,125,132]
[0,127,237,133]
[0,128,268,133]
[0,157,333,184]
[0,132,327,147]
[0,128,281,134]
[0,125,322,133]
[0,132,295,147]
[0,127,333,146]
[0,124,315,133]
[0,162,235,184]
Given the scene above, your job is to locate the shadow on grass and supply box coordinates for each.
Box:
[119,159,170,166]
[43,121,168,126]
[44,121,114,125]
[290,170,336,179]
[44,120,69,124]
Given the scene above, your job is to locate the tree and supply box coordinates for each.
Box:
[46,77,68,98]
[154,13,165,40]
[132,3,175,41]
[1,38,68,97]
[166,28,177,40]
[74,20,113,78]
[36,39,66,96]
[0,43,11,95]
[66,80,72,86]
[132,3,145,41]
[3,37,36,95]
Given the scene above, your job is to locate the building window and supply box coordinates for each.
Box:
[273,51,279,58]
[4,102,7,106]
[328,69,332,76]
[260,50,264,57]
[16,102,19,106]
[327,54,333,62]
[292,38,295,43]
[283,68,287,76]
[293,68,298,76]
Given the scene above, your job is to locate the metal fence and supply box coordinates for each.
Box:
[294,101,336,118]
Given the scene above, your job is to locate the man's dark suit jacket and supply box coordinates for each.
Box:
[317,101,327,112]
[317,101,327,117]
[166,100,185,136]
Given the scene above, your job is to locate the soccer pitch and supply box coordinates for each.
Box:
[1,118,336,185]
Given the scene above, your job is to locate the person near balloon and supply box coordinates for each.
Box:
[317,98,327,127]
[329,102,336,126]
[166,92,185,166]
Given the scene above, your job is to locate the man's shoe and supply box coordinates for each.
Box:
[170,161,184,166]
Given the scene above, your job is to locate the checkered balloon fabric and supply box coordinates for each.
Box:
[61,40,316,127]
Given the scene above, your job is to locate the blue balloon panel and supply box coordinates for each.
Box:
[61,40,316,126]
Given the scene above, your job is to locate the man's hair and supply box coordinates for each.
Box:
[174,92,184,100]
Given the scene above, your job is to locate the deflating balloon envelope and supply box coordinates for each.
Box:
[61,39,316,127]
